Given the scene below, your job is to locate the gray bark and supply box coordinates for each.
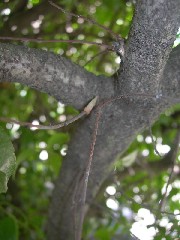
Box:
[0,0,179,239]
[0,43,113,109]
[119,0,180,94]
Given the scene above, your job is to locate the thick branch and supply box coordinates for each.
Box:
[0,42,179,110]
[0,42,179,240]
[46,2,180,239]
[119,0,180,94]
[0,42,113,109]
[162,44,180,98]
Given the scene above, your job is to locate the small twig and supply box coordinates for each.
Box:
[159,165,175,211]
[149,126,162,157]
[159,130,180,211]
[130,232,141,240]
[48,1,122,42]
[75,108,102,240]
[0,36,110,49]
[117,187,179,218]
[161,211,180,216]
[0,97,98,130]
[83,49,109,67]
[0,92,179,131]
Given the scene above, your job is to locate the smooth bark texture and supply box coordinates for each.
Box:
[0,0,180,239]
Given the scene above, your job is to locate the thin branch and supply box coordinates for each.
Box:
[48,0,123,42]
[0,97,98,130]
[149,126,162,157]
[159,130,180,211]
[161,211,180,216]
[2,93,179,131]
[0,36,110,49]
[1,93,180,130]
[83,49,109,67]
[130,233,141,240]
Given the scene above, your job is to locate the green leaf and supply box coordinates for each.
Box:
[95,227,111,240]
[0,127,16,193]
[0,171,7,193]
[48,132,70,149]
[121,150,138,167]
[65,106,79,115]
[0,216,19,240]
[115,150,138,169]
[48,152,62,176]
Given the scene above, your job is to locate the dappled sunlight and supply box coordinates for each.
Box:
[59,115,66,122]
[131,208,156,240]
[174,27,180,47]
[141,149,149,157]
[39,150,48,161]
[106,185,116,196]
[19,89,27,97]
[39,115,46,122]
[131,222,157,240]
[5,122,21,139]
[106,198,119,211]
[19,167,27,174]
[116,19,124,25]
[1,8,10,16]
[133,187,139,194]
[57,102,65,114]
[60,145,68,156]
[30,120,39,131]
[137,134,144,142]
[122,207,133,220]
[44,181,54,191]
[133,195,142,204]
[156,144,170,155]
[31,18,43,29]
[38,141,47,149]
[145,136,154,144]
[174,210,180,220]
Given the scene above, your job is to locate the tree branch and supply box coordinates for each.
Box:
[0,42,179,240]
[46,1,180,239]
[0,42,113,109]
[119,0,180,95]
[0,96,97,130]
[162,44,180,99]
[0,42,179,110]
[159,129,180,211]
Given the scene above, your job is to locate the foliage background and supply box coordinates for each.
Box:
[0,0,179,239]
